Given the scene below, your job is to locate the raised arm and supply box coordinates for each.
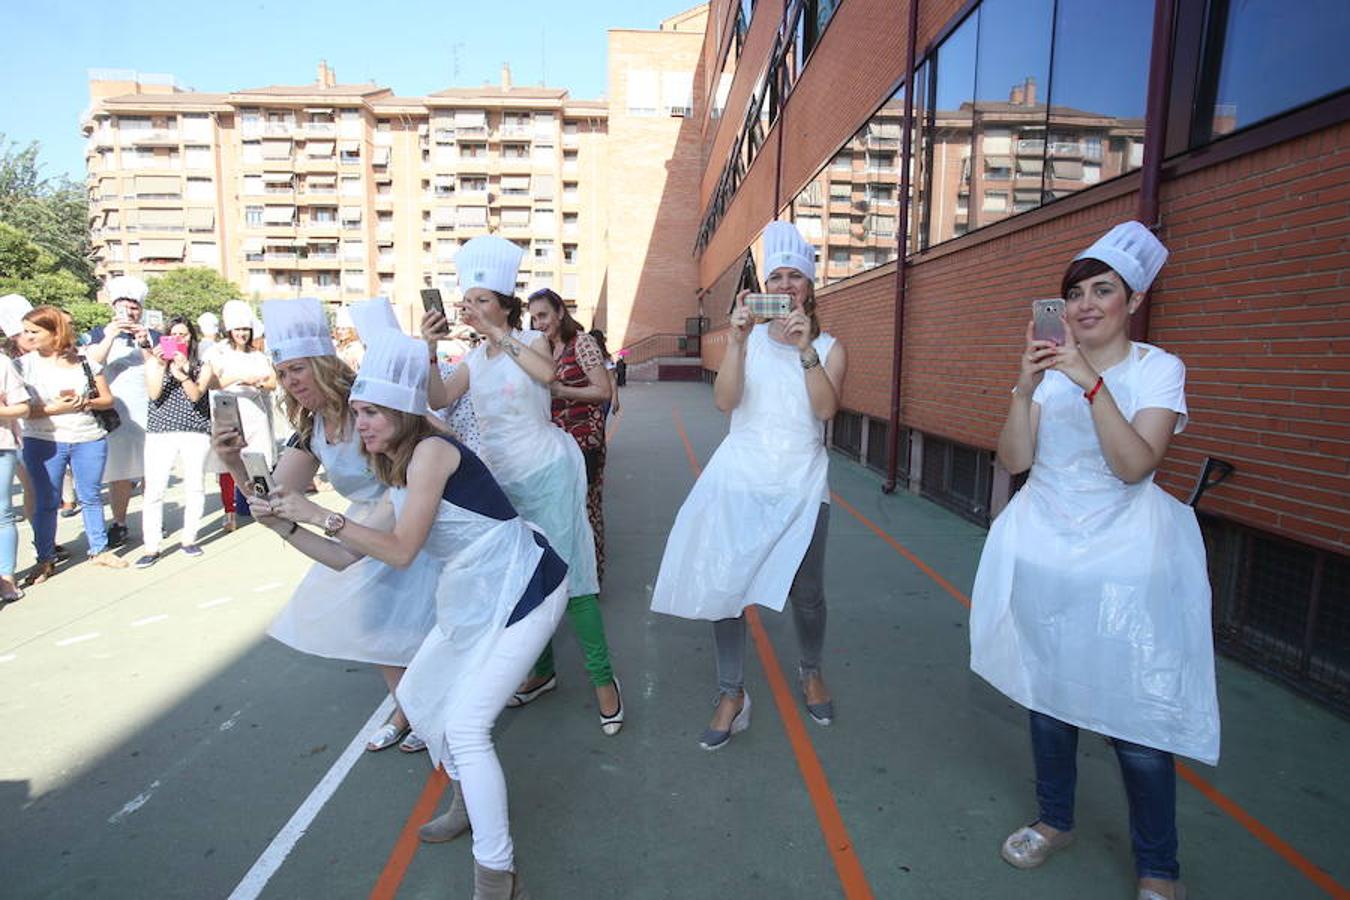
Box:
[713,292,753,413]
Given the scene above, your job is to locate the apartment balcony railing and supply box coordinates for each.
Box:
[1016,139,1045,155]
[264,122,296,137]
[1048,141,1082,157]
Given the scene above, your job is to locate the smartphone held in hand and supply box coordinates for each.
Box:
[212,392,244,436]
[241,451,275,497]
[420,288,446,319]
[1031,298,1067,345]
[745,293,793,319]
[158,336,184,358]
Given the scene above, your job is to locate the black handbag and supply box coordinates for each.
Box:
[80,359,122,433]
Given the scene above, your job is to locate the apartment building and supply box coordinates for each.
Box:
[689,0,1348,711]
[83,62,609,327]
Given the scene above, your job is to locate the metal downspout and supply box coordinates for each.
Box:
[884,0,921,493]
[1131,0,1178,342]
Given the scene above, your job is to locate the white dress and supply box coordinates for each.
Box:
[464,330,599,597]
[394,437,569,767]
[100,334,149,481]
[206,346,276,473]
[651,325,837,621]
[969,343,1220,764]
[266,415,440,666]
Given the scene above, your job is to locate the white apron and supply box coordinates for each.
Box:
[393,440,569,769]
[651,325,836,621]
[100,334,149,482]
[465,331,599,597]
[969,344,1220,764]
[206,347,276,474]
[266,415,440,666]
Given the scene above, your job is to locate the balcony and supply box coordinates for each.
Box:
[1015,138,1045,155]
[131,129,180,146]
[499,123,533,138]
[302,122,336,137]
[1048,141,1082,158]
[264,122,296,137]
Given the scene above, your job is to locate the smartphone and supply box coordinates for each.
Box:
[421,289,446,319]
[158,336,184,358]
[1031,298,1067,345]
[212,392,244,436]
[59,388,77,398]
[241,451,274,497]
[744,292,793,319]
[143,309,165,331]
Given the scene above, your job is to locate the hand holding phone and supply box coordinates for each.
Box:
[1031,298,1067,346]
[421,289,446,320]
[159,336,184,359]
[212,392,245,438]
[241,451,275,497]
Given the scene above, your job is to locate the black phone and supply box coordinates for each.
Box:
[421,289,446,319]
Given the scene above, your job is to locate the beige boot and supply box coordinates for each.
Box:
[418,779,469,843]
[473,861,529,900]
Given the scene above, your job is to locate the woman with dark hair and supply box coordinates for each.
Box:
[970,222,1217,900]
[207,300,276,530]
[528,289,612,579]
[423,236,622,736]
[18,305,126,584]
[135,316,214,567]
[652,220,847,750]
[248,329,563,900]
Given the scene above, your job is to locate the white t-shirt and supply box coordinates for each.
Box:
[0,356,29,450]
[19,352,107,444]
[1032,342,1188,433]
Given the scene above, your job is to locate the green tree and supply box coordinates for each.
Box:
[0,135,94,292]
[144,266,244,323]
[0,221,92,315]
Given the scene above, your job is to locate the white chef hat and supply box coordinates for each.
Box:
[351,330,428,415]
[0,293,33,338]
[1074,221,1169,294]
[762,220,816,282]
[106,275,149,305]
[334,306,354,330]
[348,297,401,343]
[222,300,254,331]
[252,317,265,338]
[262,297,335,363]
[197,312,220,336]
[456,235,524,295]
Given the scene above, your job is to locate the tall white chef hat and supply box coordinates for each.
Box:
[262,297,335,363]
[456,235,524,295]
[106,275,149,305]
[334,305,354,330]
[348,297,401,342]
[1074,221,1169,294]
[350,329,428,415]
[0,293,33,338]
[221,300,254,332]
[197,311,220,336]
[761,220,816,282]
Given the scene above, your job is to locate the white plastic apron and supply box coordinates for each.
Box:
[969,344,1220,764]
[465,333,599,597]
[101,335,149,481]
[206,347,276,473]
[651,325,835,621]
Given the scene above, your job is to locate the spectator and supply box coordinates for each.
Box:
[197,312,220,357]
[0,294,34,601]
[207,300,276,531]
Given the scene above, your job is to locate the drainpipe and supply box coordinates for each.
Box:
[883,0,921,494]
[1131,0,1177,343]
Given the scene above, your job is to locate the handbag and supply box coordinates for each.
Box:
[80,359,122,433]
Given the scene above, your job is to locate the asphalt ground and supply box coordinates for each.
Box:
[2,382,1347,899]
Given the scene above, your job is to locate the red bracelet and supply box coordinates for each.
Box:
[1084,376,1105,404]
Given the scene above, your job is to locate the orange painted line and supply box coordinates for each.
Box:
[830,481,1349,897]
[672,407,874,900]
[368,768,448,900]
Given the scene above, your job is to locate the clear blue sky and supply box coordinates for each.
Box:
[1,0,696,182]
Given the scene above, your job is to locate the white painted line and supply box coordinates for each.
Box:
[226,695,394,900]
[219,709,244,732]
[198,596,233,609]
[131,614,170,627]
[108,779,162,824]
[252,581,283,593]
[0,653,14,663]
[56,633,100,647]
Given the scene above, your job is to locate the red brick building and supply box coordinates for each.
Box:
[681,0,1349,710]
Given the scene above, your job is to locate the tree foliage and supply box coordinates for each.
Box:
[144,266,244,322]
[0,221,92,314]
[0,135,95,293]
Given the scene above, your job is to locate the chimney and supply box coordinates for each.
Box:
[1010,83,1025,105]
[317,60,336,88]
[1024,76,1037,106]
[501,63,512,91]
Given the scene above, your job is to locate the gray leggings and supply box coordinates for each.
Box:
[713,503,830,694]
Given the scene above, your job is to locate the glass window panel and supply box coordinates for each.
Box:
[920,11,977,248]
[1205,0,1348,140]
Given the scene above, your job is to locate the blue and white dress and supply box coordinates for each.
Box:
[394,436,569,767]
[266,414,440,666]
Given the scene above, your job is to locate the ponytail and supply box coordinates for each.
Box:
[494,291,523,331]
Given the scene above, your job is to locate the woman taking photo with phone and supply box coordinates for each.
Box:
[214,298,439,753]
[248,329,564,900]
[527,289,611,580]
[652,221,847,750]
[17,305,127,583]
[969,222,1217,900]
[135,317,213,567]
[207,300,276,530]
[423,235,622,736]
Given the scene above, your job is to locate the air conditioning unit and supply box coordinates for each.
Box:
[668,106,691,118]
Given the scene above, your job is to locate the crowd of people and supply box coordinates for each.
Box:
[7,217,1211,900]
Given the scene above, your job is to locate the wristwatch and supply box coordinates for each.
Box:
[322,512,347,537]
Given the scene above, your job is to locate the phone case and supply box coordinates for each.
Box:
[1032,298,1066,344]
[212,394,244,432]
[745,293,792,318]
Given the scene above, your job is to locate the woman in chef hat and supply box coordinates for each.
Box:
[651,220,848,750]
[206,300,276,529]
[970,221,1216,900]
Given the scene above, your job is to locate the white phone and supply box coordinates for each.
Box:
[241,451,274,497]
[211,393,244,436]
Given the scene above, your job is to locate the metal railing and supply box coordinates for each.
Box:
[620,332,700,366]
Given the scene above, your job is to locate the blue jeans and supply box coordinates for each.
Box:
[22,437,110,560]
[0,450,18,577]
[1029,710,1180,880]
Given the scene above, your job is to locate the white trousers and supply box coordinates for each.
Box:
[141,431,211,553]
[446,585,566,872]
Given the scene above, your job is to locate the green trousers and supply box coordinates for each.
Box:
[530,593,614,687]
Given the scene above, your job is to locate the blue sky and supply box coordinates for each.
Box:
[2,0,693,182]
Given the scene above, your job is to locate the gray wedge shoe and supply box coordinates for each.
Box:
[473,861,530,900]
[418,779,470,844]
